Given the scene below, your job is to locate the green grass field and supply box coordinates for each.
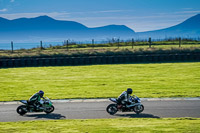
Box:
[0,62,200,101]
[0,118,200,133]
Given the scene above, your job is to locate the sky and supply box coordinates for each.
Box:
[0,0,200,32]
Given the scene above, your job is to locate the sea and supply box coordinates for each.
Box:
[0,42,64,50]
[0,40,109,50]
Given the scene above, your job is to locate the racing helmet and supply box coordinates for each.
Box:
[38,90,44,97]
[127,88,132,94]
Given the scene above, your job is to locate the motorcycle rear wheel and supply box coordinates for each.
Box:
[44,105,55,114]
[16,105,27,115]
[133,105,144,114]
[106,104,118,115]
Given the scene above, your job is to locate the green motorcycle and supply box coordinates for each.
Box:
[16,97,54,115]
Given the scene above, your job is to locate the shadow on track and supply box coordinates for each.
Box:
[115,113,160,118]
[25,113,66,120]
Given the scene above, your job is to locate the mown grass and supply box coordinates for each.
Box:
[0,118,200,133]
[0,62,200,101]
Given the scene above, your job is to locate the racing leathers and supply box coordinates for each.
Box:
[117,91,131,107]
[29,93,43,110]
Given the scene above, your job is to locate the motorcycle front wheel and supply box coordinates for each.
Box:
[133,104,144,114]
[44,105,55,114]
[106,104,118,115]
[16,105,27,115]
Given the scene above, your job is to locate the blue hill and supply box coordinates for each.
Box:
[0,14,200,42]
[137,14,200,39]
[0,15,135,42]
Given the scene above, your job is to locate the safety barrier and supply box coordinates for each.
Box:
[0,53,200,68]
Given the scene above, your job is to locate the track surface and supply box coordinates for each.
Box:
[0,100,200,122]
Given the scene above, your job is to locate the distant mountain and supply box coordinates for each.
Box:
[0,14,200,43]
[0,16,88,31]
[136,14,200,39]
[0,15,135,42]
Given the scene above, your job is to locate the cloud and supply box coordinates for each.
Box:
[175,10,200,14]
[10,0,15,2]
[70,10,133,15]
[0,8,7,12]
[182,8,193,10]
[95,10,129,13]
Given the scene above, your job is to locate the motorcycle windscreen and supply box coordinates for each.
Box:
[110,98,117,102]
[20,100,28,104]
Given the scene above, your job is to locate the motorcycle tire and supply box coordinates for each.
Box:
[44,105,55,114]
[106,104,118,115]
[16,105,27,116]
[133,104,144,114]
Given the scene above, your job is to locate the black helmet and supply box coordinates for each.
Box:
[38,90,44,97]
[127,88,132,94]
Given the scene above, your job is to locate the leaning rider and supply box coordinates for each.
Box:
[29,90,44,110]
[117,88,133,108]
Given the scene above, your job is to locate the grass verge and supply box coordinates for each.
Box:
[0,62,200,101]
[0,118,200,133]
[1,45,200,58]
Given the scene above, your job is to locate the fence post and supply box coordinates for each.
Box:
[40,41,43,50]
[11,41,14,53]
[149,37,152,48]
[117,39,120,48]
[66,40,69,50]
[179,37,181,48]
[92,39,94,48]
[132,38,134,49]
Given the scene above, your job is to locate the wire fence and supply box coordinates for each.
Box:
[1,37,200,51]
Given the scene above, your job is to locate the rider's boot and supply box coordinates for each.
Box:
[117,105,123,109]
[36,105,40,110]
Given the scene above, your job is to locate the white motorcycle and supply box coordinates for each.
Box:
[106,95,144,115]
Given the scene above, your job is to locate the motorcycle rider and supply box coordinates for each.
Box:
[28,90,44,110]
[117,88,133,108]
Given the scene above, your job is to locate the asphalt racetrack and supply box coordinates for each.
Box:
[0,99,200,122]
